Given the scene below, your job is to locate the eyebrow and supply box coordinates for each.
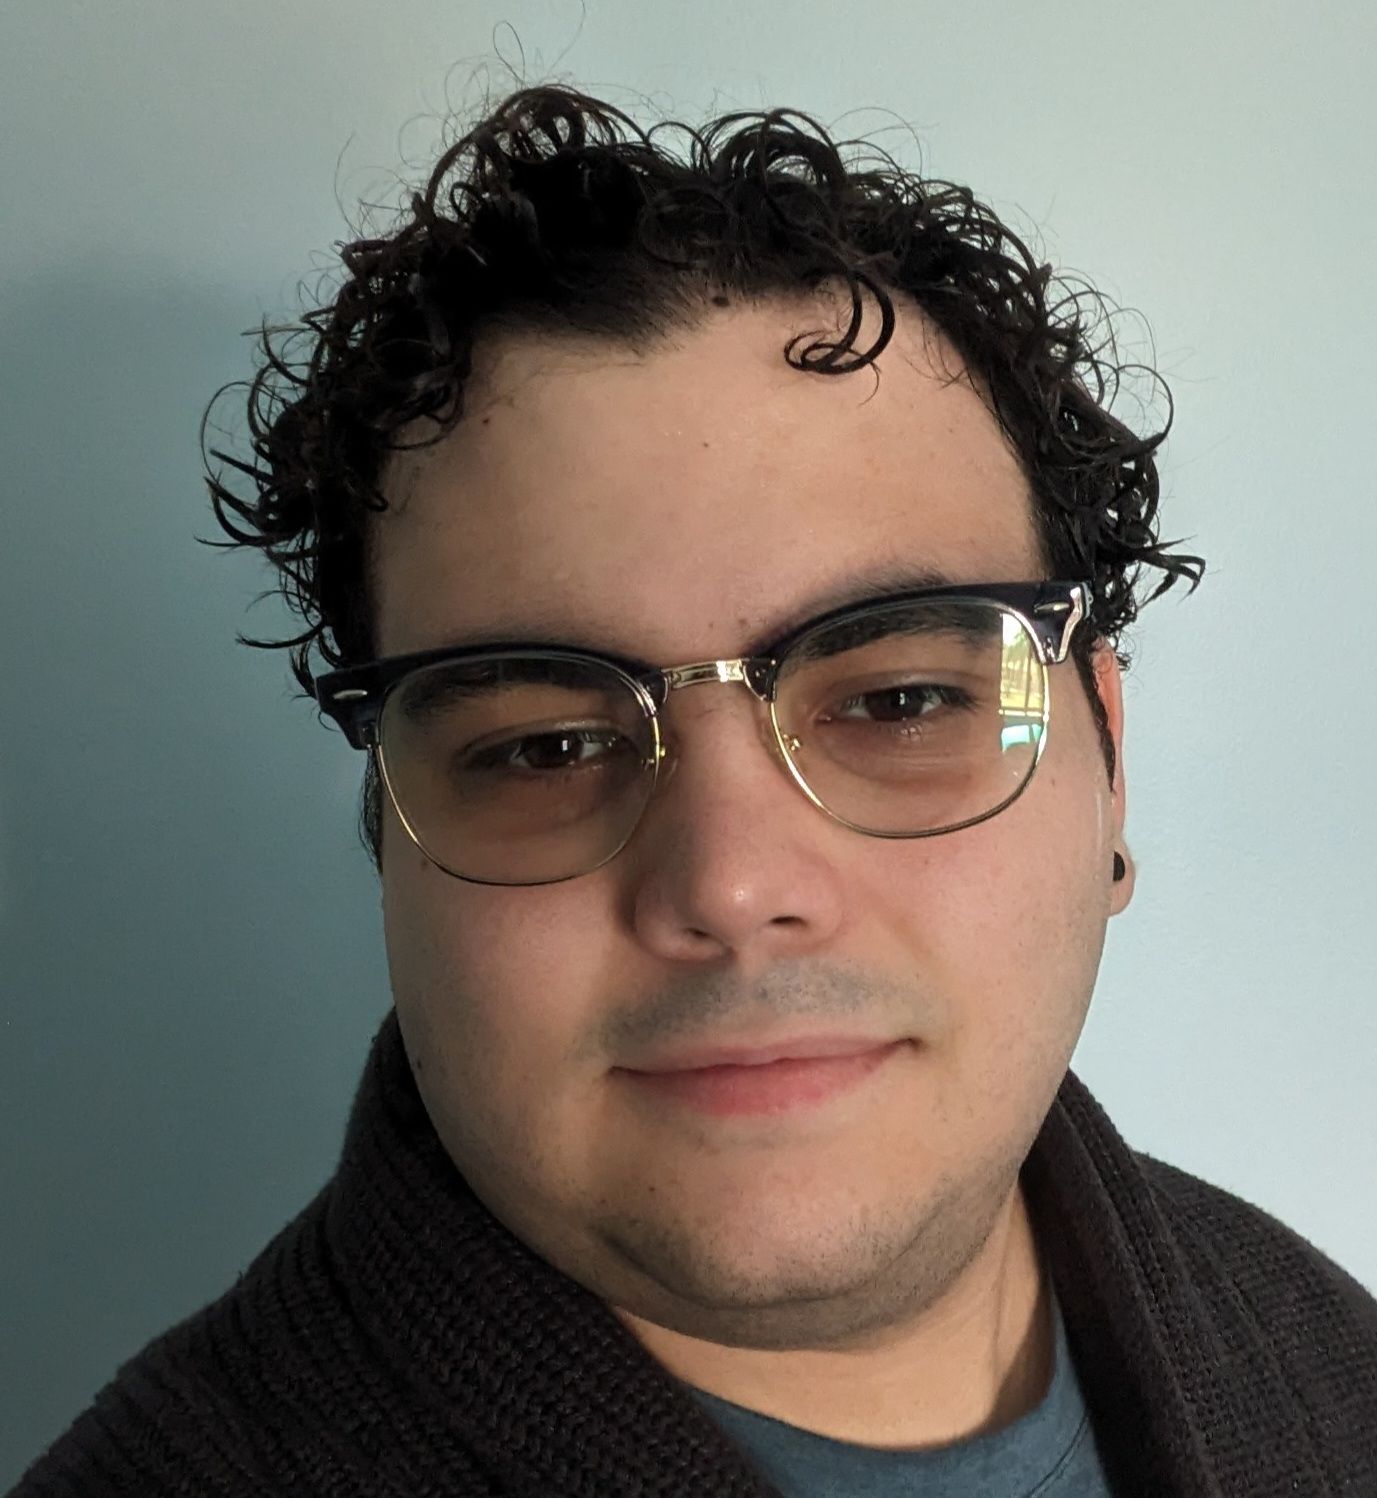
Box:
[423,562,962,662]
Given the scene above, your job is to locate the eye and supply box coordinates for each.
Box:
[464,728,627,774]
[827,683,973,725]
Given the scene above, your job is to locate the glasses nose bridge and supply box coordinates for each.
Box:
[651,656,797,766]
[659,656,772,701]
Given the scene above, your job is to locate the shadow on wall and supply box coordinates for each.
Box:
[0,264,388,1488]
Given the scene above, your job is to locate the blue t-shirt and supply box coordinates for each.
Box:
[684,1278,1115,1496]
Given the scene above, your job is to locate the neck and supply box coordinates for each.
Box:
[619,1180,1054,1451]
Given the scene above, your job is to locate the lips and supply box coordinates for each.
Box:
[627,1034,897,1074]
[621,1041,905,1118]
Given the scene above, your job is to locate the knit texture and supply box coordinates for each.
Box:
[12,1007,1377,1497]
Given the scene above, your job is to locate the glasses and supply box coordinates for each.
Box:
[313,579,1092,887]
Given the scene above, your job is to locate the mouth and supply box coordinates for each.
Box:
[618,1040,907,1119]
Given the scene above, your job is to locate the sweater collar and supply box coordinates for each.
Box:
[324,1007,1244,1497]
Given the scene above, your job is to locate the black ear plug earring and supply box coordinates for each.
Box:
[1112,852,1126,882]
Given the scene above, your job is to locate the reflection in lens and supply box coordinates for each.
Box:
[776,599,1045,834]
[378,654,656,885]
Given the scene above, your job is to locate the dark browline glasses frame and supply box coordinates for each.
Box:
[311,578,1092,883]
[313,579,1093,748]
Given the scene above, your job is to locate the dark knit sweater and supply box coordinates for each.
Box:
[12,1008,1377,1497]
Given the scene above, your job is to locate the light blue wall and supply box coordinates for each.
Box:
[3,1,1374,1481]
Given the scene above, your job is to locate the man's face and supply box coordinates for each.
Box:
[370,294,1130,1357]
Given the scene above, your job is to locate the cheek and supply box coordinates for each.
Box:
[381,849,611,1197]
[381,837,609,1074]
[858,734,1112,1048]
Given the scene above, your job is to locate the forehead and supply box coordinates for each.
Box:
[371,293,1041,660]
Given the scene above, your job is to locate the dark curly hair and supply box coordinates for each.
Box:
[202,82,1204,875]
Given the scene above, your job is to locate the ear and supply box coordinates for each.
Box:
[1089,642,1134,915]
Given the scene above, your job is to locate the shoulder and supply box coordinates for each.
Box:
[11,1188,503,1497]
[10,1203,321,1496]
[1137,1148,1377,1369]
[10,1316,280,1495]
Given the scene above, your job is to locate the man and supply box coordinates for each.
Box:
[13,83,1376,1498]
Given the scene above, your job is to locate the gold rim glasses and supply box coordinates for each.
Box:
[313,579,1092,886]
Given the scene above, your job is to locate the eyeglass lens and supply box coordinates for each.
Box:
[376,598,1047,885]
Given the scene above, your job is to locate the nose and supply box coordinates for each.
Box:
[620,686,848,964]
